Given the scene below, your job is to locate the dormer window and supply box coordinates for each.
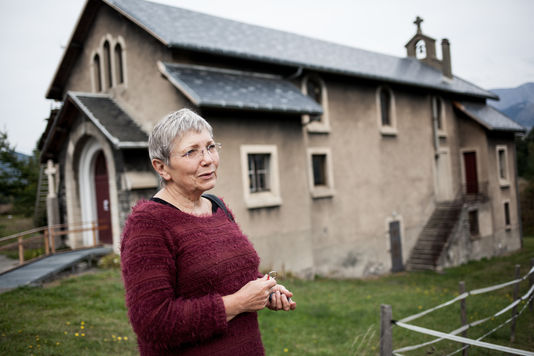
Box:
[302,75,330,133]
[93,54,102,92]
[377,86,397,135]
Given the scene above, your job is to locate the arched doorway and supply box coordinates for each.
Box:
[93,151,112,244]
[78,138,114,246]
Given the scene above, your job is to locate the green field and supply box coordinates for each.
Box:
[0,237,532,355]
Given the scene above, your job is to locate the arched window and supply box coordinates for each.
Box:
[93,54,102,92]
[380,88,392,127]
[377,86,397,135]
[306,77,322,122]
[114,43,124,84]
[103,41,112,88]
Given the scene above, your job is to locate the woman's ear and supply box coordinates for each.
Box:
[152,159,171,182]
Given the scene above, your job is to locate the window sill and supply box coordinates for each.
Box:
[438,131,447,138]
[310,186,335,199]
[380,126,397,136]
[306,120,330,134]
[505,225,512,232]
[499,181,510,188]
[245,193,282,209]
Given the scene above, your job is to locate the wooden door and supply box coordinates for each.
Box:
[389,221,404,272]
[94,151,112,244]
[463,152,478,195]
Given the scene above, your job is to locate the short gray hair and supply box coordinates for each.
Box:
[148,108,213,166]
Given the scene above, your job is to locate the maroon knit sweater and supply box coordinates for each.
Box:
[121,199,265,355]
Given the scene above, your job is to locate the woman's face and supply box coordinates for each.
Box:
[163,129,219,196]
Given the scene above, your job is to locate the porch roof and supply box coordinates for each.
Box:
[158,62,323,115]
[454,102,526,133]
[69,93,148,147]
[39,92,147,162]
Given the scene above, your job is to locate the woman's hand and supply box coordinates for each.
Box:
[267,284,297,311]
[222,274,277,321]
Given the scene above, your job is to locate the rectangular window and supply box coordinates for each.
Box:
[248,154,270,193]
[468,210,479,237]
[312,154,327,186]
[307,148,334,198]
[504,202,511,227]
[240,145,281,209]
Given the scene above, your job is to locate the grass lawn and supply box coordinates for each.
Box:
[0,237,532,355]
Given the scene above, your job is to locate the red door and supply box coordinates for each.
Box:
[94,151,112,244]
[463,152,478,195]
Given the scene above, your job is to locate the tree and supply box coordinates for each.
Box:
[0,130,40,216]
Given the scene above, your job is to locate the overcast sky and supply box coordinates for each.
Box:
[1,0,533,155]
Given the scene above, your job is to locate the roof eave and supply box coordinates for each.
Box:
[45,0,101,100]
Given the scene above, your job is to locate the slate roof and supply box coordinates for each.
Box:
[159,63,323,114]
[69,92,148,147]
[105,0,496,100]
[454,102,526,133]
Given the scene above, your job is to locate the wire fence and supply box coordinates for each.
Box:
[380,260,534,356]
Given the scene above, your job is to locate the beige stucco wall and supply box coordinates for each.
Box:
[64,3,189,132]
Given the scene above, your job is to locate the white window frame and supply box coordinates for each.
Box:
[301,75,330,133]
[307,147,335,198]
[376,86,397,136]
[496,145,510,187]
[240,145,282,209]
[432,96,447,137]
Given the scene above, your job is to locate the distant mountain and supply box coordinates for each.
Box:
[489,82,534,132]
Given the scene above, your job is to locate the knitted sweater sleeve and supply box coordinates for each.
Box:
[121,210,228,349]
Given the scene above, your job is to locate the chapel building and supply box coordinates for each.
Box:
[38,0,525,278]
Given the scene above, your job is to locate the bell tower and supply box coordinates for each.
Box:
[405,16,452,78]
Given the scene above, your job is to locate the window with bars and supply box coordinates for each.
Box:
[248,153,270,193]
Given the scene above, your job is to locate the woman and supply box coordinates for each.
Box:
[121,108,296,355]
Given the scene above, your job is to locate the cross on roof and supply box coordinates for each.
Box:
[414,16,423,34]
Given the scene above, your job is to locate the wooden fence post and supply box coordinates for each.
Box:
[92,221,97,247]
[380,304,393,356]
[510,264,520,342]
[50,226,56,253]
[44,229,50,255]
[18,236,24,265]
[459,281,468,356]
[530,258,534,312]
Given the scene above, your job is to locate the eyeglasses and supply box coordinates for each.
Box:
[180,142,222,160]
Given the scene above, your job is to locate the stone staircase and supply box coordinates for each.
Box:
[406,201,463,271]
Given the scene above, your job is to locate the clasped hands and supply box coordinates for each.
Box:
[222,272,296,321]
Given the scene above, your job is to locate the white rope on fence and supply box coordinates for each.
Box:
[392,266,534,354]
[394,320,534,356]
[444,293,534,356]
[393,289,534,354]
[399,265,534,324]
